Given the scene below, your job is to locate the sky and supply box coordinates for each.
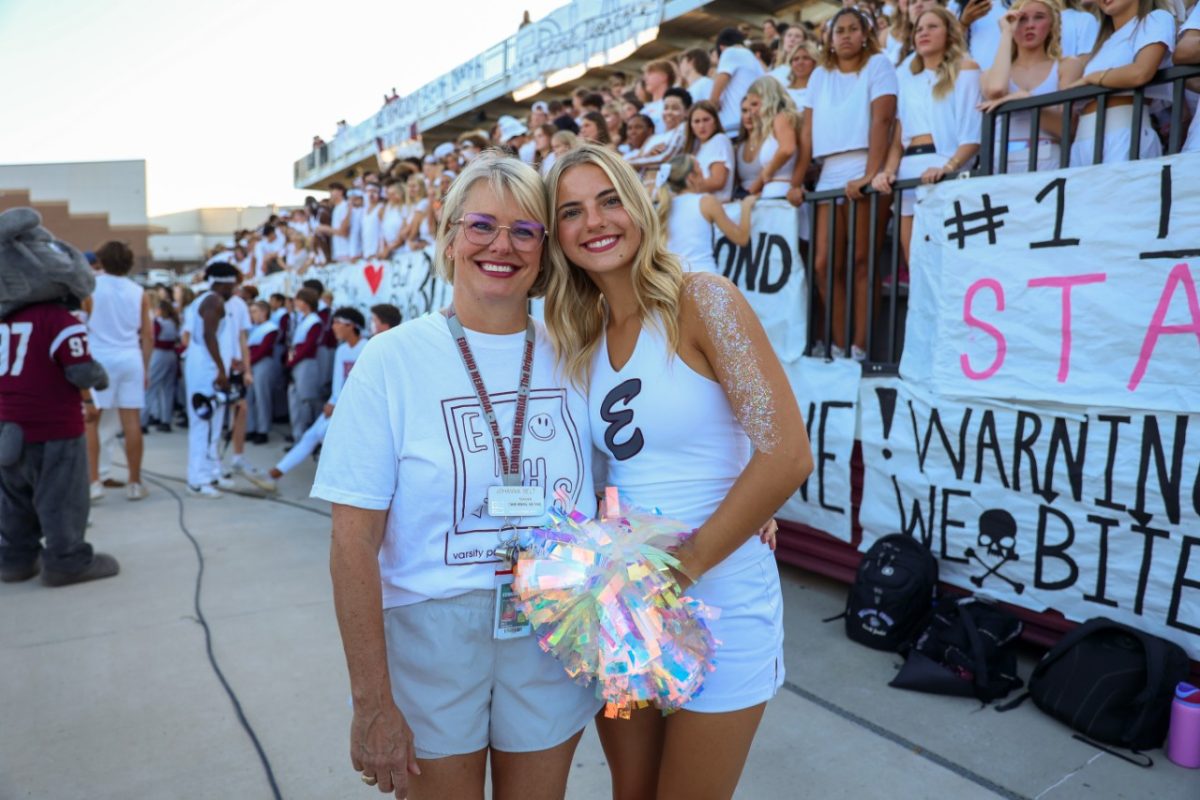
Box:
[0,0,563,217]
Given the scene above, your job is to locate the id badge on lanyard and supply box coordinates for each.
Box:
[445,309,541,638]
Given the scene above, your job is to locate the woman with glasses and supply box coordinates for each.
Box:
[544,143,812,800]
[314,152,600,800]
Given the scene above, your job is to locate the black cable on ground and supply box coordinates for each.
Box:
[135,465,331,518]
[143,475,285,800]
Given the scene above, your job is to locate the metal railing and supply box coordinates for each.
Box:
[800,65,1200,371]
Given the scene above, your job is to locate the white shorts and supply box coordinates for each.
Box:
[383,590,603,759]
[682,555,785,713]
[91,349,145,410]
[896,152,945,217]
[815,150,870,195]
[1070,105,1162,167]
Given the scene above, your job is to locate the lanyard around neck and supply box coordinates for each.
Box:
[445,309,536,487]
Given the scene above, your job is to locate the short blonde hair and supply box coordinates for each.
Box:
[543,144,685,389]
[434,150,551,297]
[1009,0,1064,60]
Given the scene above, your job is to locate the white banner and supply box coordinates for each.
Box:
[256,250,451,324]
[714,200,808,364]
[777,357,860,541]
[903,154,1200,413]
[859,376,1200,659]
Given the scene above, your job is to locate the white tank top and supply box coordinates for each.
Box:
[381,204,405,246]
[737,142,762,191]
[666,194,718,273]
[88,273,144,352]
[758,131,797,199]
[1005,62,1059,142]
[588,316,766,580]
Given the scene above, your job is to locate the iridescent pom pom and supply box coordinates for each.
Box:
[511,488,720,718]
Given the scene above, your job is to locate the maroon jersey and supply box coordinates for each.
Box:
[0,302,94,442]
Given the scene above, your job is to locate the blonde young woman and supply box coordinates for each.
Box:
[315,152,601,799]
[657,153,757,273]
[400,175,433,251]
[873,6,981,263]
[378,179,406,259]
[979,0,1070,173]
[793,7,898,360]
[741,77,799,200]
[777,41,820,110]
[1060,0,1176,165]
[543,143,812,800]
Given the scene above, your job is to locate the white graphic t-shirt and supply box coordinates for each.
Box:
[311,313,596,608]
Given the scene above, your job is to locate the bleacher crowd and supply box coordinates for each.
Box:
[66,1,1200,506]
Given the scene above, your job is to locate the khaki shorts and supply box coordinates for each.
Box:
[383,589,603,759]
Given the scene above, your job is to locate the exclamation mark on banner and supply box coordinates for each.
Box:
[875,387,898,460]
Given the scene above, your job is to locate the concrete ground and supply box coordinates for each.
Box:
[1,428,1197,800]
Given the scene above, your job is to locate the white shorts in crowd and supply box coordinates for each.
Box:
[896,152,945,217]
[815,149,870,196]
[91,349,145,410]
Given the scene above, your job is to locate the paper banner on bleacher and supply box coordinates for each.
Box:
[903,153,1200,413]
[776,357,860,542]
[256,249,451,323]
[858,375,1200,660]
[714,199,808,365]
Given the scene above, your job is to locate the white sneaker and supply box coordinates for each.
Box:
[229,460,247,475]
[851,345,868,363]
[242,468,277,493]
[213,476,236,490]
[126,482,149,501]
[89,481,105,502]
[187,484,223,499]
[830,344,847,359]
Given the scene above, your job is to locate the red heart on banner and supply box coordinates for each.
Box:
[363,264,384,294]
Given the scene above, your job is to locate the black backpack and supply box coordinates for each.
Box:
[1018,618,1189,753]
[890,596,1024,703]
[839,534,939,651]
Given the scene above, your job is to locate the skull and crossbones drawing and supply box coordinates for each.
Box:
[964,509,1025,594]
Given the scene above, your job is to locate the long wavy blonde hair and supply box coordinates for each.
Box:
[542,144,686,390]
[745,75,799,151]
[910,7,970,99]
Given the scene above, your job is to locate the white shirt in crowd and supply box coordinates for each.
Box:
[219,293,251,371]
[88,273,144,353]
[330,337,367,406]
[803,54,899,159]
[1184,3,1200,153]
[642,98,665,133]
[311,314,597,608]
[695,132,736,202]
[349,205,364,259]
[254,231,285,276]
[716,45,765,131]
[360,203,384,258]
[688,75,714,106]
[897,67,983,161]
[518,139,537,164]
[1060,8,1101,58]
[970,2,1009,70]
[1084,9,1176,101]
[330,200,351,260]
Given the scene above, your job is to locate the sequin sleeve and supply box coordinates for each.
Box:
[684,273,780,454]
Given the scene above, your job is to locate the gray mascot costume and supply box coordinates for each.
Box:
[0,208,120,586]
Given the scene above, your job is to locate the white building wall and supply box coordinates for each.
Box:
[0,160,148,226]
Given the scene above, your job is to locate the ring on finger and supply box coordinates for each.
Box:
[361,773,378,786]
